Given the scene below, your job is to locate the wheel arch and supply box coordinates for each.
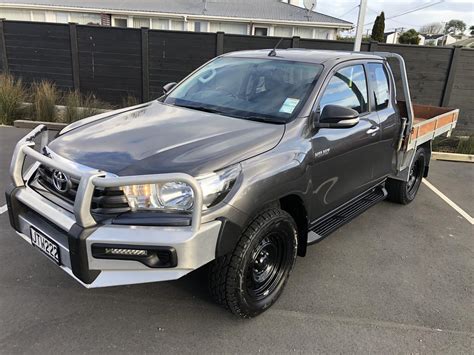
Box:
[418,141,432,177]
[279,194,309,257]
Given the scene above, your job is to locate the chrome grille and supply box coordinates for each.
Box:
[36,165,130,214]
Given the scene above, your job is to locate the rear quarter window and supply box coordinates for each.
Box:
[368,63,390,110]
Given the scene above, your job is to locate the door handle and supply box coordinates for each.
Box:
[366,126,380,135]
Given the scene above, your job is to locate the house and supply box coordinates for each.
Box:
[385,31,425,45]
[448,37,474,48]
[384,31,400,44]
[423,33,457,46]
[0,0,353,39]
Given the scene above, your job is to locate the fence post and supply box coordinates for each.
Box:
[69,23,80,92]
[441,46,461,107]
[0,19,9,74]
[141,27,150,102]
[369,41,378,52]
[292,36,300,48]
[216,32,224,56]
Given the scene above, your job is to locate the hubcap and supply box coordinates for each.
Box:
[246,233,288,301]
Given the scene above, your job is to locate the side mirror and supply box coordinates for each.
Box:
[315,105,360,128]
[163,82,177,95]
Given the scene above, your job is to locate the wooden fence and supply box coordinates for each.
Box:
[0,20,472,132]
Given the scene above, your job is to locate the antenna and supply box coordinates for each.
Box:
[268,38,284,57]
[303,0,316,11]
[303,0,316,21]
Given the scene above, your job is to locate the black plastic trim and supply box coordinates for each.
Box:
[68,224,101,284]
[91,243,177,268]
[112,211,191,227]
[215,217,242,258]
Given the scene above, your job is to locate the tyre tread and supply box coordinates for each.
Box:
[209,208,296,318]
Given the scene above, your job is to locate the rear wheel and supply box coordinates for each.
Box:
[209,208,298,318]
[386,148,426,205]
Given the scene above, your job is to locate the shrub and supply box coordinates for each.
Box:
[121,94,140,108]
[31,81,59,122]
[456,135,474,155]
[398,29,421,45]
[0,74,26,125]
[62,91,113,123]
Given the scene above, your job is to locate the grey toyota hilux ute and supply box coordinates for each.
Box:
[6,49,458,318]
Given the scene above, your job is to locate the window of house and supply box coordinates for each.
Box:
[209,22,247,35]
[368,63,390,110]
[114,18,128,27]
[133,17,150,28]
[294,27,313,39]
[55,12,69,23]
[254,27,268,36]
[2,9,31,21]
[171,20,185,31]
[152,19,170,30]
[274,26,293,37]
[70,13,101,25]
[314,28,331,39]
[319,65,368,114]
[31,11,46,22]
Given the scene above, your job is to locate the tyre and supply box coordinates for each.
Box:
[386,148,426,205]
[209,208,298,318]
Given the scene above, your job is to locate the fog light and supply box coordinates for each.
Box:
[105,248,148,256]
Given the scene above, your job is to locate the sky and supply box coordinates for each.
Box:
[299,0,474,34]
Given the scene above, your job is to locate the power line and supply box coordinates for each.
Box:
[364,0,445,26]
[366,6,380,15]
[338,5,359,18]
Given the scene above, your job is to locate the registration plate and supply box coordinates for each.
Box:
[30,228,61,265]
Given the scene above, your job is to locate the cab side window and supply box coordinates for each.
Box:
[319,65,368,114]
[368,63,390,110]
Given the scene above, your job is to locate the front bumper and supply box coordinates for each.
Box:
[6,125,221,288]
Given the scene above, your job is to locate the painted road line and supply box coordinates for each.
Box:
[422,179,474,225]
[0,205,7,215]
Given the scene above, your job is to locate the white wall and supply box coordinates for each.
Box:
[0,7,343,39]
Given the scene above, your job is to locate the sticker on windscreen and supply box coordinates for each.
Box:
[279,98,300,114]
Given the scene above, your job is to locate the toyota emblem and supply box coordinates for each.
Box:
[52,170,71,193]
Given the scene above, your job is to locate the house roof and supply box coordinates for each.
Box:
[1,0,353,26]
[423,34,444,40]
[448,37,474,48]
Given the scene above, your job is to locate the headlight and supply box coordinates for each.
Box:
[122,165,240,212]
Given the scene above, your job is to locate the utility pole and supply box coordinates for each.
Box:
[353,0,368,51]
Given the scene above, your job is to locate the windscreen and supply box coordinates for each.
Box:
[164,57,323,123]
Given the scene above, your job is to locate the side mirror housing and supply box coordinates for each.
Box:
[315,105,360,129]
[163,82,177,95]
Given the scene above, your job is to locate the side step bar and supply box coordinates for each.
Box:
[308,185,388,244]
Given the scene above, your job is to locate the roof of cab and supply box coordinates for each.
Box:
[222,49,383,64]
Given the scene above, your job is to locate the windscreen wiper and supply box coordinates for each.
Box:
[236,115,286,124]
[174,104,222,115]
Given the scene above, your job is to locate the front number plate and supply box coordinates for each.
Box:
[31,228,61,265]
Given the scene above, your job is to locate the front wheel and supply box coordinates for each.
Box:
[386,148,426,205]
[209,208,298,318]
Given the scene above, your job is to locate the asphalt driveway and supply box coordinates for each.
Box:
[0,126,472,354]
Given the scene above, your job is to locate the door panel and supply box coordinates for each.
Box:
[368,63,401,178]
[310,114,379,218]
[309,64,381,221]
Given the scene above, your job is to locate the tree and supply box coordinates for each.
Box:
[371,12,385,42]
[444,19,466,35]
[398,29,421,45]
[419,22,444,34]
